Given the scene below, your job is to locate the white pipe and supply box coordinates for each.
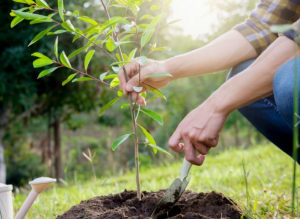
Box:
[14,190,38,219]
[0,186,13,219]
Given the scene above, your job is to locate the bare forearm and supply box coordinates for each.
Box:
[163,30,257,79]
[209,36,297,115]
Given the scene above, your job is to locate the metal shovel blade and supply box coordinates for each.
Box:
[151,177,190,219]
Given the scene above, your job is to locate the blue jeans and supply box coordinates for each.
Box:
[227,58,300,163]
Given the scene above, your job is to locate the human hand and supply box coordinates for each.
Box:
[118,59,172,106]
[168,100,228,165]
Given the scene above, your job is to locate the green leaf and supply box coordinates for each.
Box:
[150,5,161,10]
[270,24,293,33]
[119,34,134,42]
[146,96,159,103]
[86,34,100,47]
[12,10,46,19]
[29,17,53,24]
[145,12,167,32]
[84,50,95,71]
[60,51,72,68]
[25,0,35,4]
[62,73,77,86]
[36,0,50,8]
[99,16,130,33]
[111,134,132,151]
[72,77,93,82]
[128,48,137,60]
[37,67,58,79]
[143,83,166,101]
[106,37,117,52]
[61,20,76,32]
[54,36,58,60]
[10,7,28,16]
[13,0,28,4]
[141,30,154,47]
[140,14,154,20]
[117,89,124,97]
[140,109,164,125]
[11,16,24,28]
[135,56,147,66]
[110,60,132,66]
[148,144,172,157]
[121,103,130,109]
[47,30,67,35]
[31,52,50,59]
[137,124,157,151]
[141,91,147,99]
[145,72,173,78]
[68,45,89,59]
[99,98,120,116]
[58,0,64,21]
[99,71,108,81]
[110,77,120,88]
[103,74,117,80]
[78,16,98,25]
[151,46,171,51]
[33,58,53,68]
[28,25,56,47]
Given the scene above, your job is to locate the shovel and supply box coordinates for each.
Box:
[151,158,192,219]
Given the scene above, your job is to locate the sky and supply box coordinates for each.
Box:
[169,0,219,39]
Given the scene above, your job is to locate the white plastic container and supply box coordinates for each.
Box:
[0,183,13,219]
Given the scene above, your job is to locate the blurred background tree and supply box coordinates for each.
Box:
[1,0,265,187]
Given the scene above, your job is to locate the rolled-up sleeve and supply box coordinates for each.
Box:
[232,0,300,55]
[233,21,278,55]
[283,19,300,43]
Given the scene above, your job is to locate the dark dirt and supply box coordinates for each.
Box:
[56,190,245,219]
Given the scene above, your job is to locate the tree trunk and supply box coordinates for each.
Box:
[53,118,63,181]
[0,107,10,183]
[233,122,240,147]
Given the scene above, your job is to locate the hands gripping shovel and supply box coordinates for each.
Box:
[151,158,192,219]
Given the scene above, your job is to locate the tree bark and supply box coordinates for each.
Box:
[53,118,63,181]
[0,107,10,183]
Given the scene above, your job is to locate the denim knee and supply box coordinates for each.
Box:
[226,58,256,81]
[273,58,300,128]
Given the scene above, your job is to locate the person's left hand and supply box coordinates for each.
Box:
[168,100,228,165]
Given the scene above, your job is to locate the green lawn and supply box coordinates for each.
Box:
[14,144,300,218]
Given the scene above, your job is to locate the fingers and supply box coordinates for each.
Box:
[183,136,205,166]
[189,128,218,149]
[118,63,139,95]
[191,140,210,155]
[168,128,184,152]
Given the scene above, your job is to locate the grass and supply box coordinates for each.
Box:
[14,144,299,218]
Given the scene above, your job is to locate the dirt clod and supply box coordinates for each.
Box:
[56,190,244,219]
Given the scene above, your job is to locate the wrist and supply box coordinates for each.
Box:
[161,57,181,80]
[204,91,234,116]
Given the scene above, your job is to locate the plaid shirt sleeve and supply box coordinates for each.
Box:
[282,19,300,43]
[233,0,300,55]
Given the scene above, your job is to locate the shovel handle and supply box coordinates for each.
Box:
[180,158,192,181]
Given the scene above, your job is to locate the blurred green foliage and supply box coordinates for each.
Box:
[1,0,267,187]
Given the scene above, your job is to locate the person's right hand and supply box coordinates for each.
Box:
[118,59,173,106]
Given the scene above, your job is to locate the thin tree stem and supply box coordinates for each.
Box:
[100,0,141,200]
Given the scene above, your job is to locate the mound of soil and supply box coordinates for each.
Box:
[56,190,245,219]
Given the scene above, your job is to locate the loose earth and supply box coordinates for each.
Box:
[56,190,245,219]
